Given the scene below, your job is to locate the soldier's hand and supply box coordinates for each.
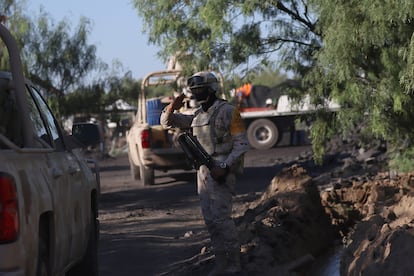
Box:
[171,93,185,111]
[210,166,228,183]
[165,93,185,113]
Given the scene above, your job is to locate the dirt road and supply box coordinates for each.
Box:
[97,146,311,276]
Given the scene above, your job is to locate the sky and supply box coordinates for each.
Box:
[28,0,166,80]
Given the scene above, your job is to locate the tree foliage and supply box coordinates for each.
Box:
[308,0,414,164]
[131,0,320,76]
[0,0,31,70]
[133,0,414,170]
[0,3,102,97]
[26,12,100,98]
[61,72,140,117]
[131,0,330,160]
[0,1,136,118]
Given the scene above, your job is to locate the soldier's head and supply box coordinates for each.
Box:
[187,71,219,105]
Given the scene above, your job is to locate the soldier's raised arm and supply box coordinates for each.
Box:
[160,93,194,129]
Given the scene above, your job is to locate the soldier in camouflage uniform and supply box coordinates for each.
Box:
[160,71,250,275]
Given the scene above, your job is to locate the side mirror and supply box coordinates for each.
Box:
[71,123,103,148]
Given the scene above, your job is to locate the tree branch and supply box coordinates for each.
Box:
[276,1,316,33]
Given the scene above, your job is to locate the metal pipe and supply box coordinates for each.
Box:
[0,24,33,147]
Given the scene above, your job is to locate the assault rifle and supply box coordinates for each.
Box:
[177,132,215,170]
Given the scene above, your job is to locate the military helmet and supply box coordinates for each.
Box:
[187,71,219,104]
[187,71,219,93]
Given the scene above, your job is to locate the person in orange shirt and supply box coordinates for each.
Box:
[235,83,252,108]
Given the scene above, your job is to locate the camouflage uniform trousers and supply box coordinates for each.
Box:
[197,164,239,253]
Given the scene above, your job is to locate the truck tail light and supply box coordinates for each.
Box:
[141,129,150,149]
[0,173,19,243]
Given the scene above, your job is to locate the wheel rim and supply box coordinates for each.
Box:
[255,125,273,145]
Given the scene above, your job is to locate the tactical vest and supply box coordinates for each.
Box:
[191,101,233,156]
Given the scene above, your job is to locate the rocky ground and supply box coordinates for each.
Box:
[158,129,414,275]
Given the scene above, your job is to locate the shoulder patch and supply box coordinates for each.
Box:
[230,107,246,135]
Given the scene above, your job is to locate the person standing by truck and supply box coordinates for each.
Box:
[160,71,250,275]
[235,82,252,108]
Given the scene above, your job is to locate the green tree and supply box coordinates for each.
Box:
[0,0,31,71]
[132,0,414,171]
[0,1,140,124]
[62,83,104,116]
[61,72,140,117]
[0,4,102,97]
[131,0,328,158]
[308,0,414,166]
[26,12,100,98]
[100,71,140,107]
[0,3,114,119]
[249,67,288,88]
[131,0,320,76]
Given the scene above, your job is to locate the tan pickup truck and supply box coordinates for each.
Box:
[126,70,193,186]
[0,24,101,275]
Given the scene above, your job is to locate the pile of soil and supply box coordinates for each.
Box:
[163,128,414,275]
[332,173,414,275]
[235,165,336,275]
[313,130,414,275]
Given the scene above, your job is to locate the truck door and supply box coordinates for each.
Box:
[27,86,89,271]
[24,86,71,271]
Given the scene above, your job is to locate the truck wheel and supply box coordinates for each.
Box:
[247,119,279,150]
[128,153,141,180]
[140,165,155,186]
[67,210,99,276]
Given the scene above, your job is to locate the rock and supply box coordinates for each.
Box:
[184,231,194,238]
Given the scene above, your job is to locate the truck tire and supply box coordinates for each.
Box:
[140,165,155,186]
[66,210,99,276]
[247,119,279,150]
[128,153,141,180]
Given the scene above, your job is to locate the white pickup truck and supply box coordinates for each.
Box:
[0,24,101,276]
[126,70,193,186]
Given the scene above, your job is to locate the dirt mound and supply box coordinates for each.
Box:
[162,126,414,275]
[161,165,337,275]
[236,165,336,275]
[314,129,414,275]
[322,173,414,275]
